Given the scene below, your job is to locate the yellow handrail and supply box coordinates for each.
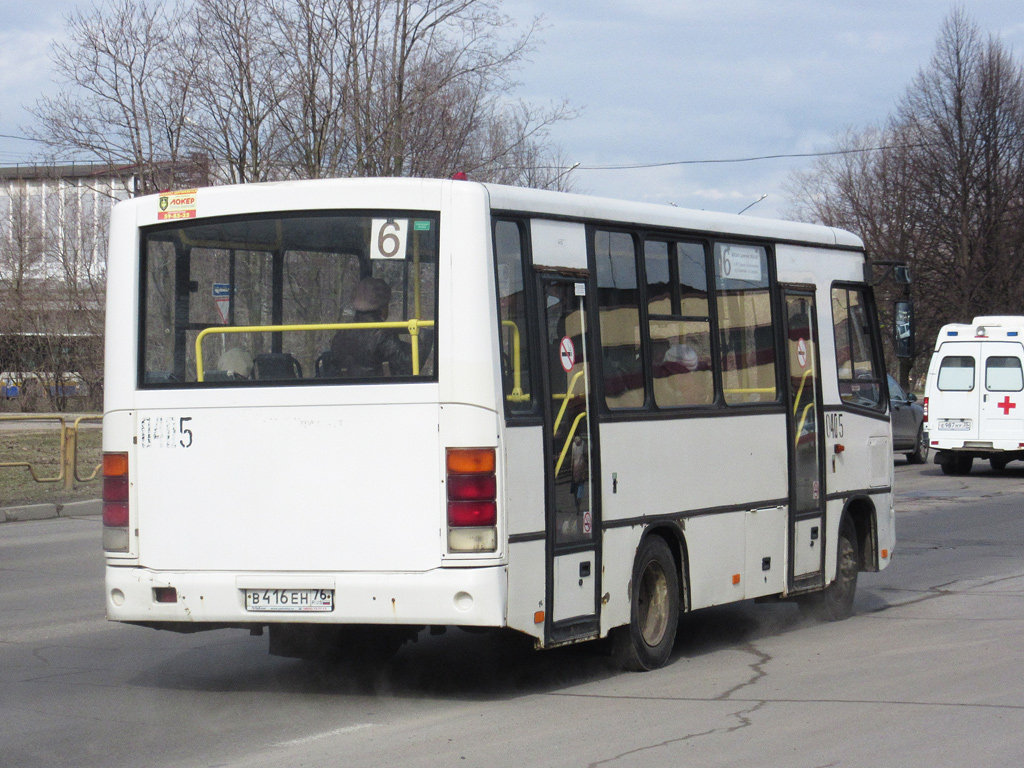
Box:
[553,370,586,436]
[555,411,588,478]
[194,320,435,380]
[501,320,524,399]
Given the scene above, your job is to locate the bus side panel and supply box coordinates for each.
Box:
[599,415,788,610]
[506,540,546,642]
[103,200,142,413]
[502,426,546,537]
[599,415,788,524]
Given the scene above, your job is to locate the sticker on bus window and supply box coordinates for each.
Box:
[413,220,431,231]
[371,218,408,260]
[719,244,762,282]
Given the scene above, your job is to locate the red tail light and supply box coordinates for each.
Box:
[448,473,497,501]
[923,396,929,424]
[103,452,130,552]
[448,500,497,526]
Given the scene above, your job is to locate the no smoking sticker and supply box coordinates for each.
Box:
[559,337,575,372]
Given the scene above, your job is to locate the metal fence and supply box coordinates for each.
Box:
[0,414,102,491]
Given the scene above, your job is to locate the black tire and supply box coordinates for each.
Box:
[908,426,929,464]
[613,535,680,671]
[800,515,859,621]
[940,455,972,475]
[990,456,1010,472]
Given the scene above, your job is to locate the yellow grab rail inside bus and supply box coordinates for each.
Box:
[194,320,435,381]
[555,411,588,478]
[501,320,525,400]
[553,370,586,436]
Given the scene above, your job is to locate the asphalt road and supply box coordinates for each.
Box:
[2,459,1023,767]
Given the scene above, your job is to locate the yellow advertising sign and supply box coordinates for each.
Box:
[158,189,198,220]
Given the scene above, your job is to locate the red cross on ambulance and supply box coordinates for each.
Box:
[997,395,1016,416]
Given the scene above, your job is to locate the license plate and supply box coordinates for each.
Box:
[937,419,972,431]
[244,589,334,612]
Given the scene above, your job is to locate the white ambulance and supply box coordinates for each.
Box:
[925,316,1024,474]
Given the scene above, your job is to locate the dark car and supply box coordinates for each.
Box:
[888,374,928,463]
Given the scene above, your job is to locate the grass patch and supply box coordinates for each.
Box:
[0,427,102,507]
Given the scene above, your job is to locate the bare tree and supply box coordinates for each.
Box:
[31,0,574,188]
[0,181,108,411]
[787,8,1024,379]
[28,0,202,193]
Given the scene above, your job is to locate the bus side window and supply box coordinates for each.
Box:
[714,243,777,404]
[832,285,884,408]
[646,239,713,408]
[494,220,535,414]
[596,230,645,409]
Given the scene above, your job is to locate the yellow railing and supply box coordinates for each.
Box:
[0,414,102,491]
[555,411,588,478]
[194,320,435,380]
[553,370,586,436]
[501,320,525,401]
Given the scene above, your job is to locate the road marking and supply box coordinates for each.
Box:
[272,723,374,748]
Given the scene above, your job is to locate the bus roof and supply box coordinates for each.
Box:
[482,182,864,249]
[121,177,863,250]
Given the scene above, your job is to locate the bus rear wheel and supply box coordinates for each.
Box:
[613,535,680,671]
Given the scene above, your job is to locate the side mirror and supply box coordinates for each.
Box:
[893,299,915,359]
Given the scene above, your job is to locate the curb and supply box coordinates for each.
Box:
[2,499,101,524]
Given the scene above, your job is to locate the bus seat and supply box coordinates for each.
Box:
[253,353,303,380]
[314,350,336,377]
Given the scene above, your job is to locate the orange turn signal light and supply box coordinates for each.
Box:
[446,448,495,474]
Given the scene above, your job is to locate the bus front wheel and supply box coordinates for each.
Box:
[613,535,680,671]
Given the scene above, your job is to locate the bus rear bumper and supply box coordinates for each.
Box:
[105,565,508,628]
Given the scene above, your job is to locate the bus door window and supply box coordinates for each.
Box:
[543,281,592,545]
[785,292,821,513]
[831,286,884,410]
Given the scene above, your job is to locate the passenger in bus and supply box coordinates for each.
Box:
[657,340,713,405]
[327,277,432,377]
[216,347,253,379]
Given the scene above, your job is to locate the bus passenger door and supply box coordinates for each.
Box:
[783,289,826,591]
[538,275,600,644]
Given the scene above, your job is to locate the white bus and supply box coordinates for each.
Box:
[102,178,897,670]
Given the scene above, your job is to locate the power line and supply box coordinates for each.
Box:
[575,143,928,171]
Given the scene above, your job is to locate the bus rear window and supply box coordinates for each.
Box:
[140,212,438,386]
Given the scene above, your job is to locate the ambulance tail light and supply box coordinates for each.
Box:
[923,396,929,424]
[446,448,497,553]
[102,452,130,552]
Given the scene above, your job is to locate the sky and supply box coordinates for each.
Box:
[2,0,1023,219]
